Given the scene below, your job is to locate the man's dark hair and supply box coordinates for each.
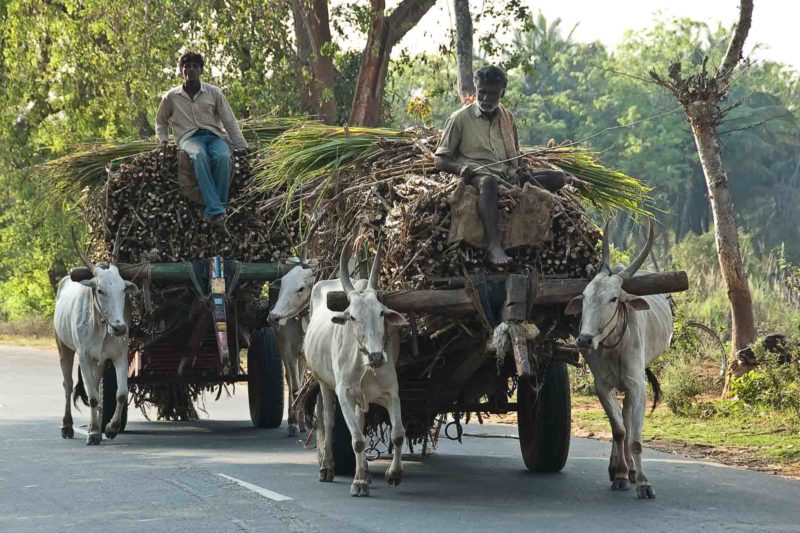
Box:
[474,65,507,87]
[178,51,204,69]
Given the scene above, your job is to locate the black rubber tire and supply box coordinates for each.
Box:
[517,361,571,472]
[100,360,127,433]
[248,326,285,428]
[332,400,356,476]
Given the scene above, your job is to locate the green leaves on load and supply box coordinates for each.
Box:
[536,146,654,216]
[35,116,303,202]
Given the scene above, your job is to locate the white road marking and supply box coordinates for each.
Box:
[216,474,292,502]
[72,426,88,436]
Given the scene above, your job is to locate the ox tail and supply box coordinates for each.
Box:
[72,365,89,408]
[645,367,661,413]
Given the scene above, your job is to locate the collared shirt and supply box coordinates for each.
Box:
[435,103,519,178]
[155,82,248,150]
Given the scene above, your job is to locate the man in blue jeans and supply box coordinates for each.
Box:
[156,51,248,226]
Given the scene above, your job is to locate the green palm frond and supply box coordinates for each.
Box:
[537,146,654,216]
[35,115,302,201]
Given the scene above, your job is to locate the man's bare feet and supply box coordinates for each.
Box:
[488,245,512,265]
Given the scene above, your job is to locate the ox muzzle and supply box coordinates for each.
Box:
[576,333,593,350]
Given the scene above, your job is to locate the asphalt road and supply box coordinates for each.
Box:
[1,345,799,533]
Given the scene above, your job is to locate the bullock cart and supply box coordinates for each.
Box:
[325,269,688,473]
[70,260,295,430]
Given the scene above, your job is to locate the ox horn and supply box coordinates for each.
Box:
[620,217,655,279]
[70,227,95,274]
[339,237,356,294]
[600,221,610,273]
[368,240,382,291]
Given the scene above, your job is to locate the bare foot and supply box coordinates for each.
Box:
[488,245,512,265]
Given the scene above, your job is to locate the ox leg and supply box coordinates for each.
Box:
[285,346,302,437]
[622,392,636,484]
[628,384,655,499]
[596,384,629,490]
[317,384,336,482]
[336,394,369,497]
[83,360,103,445]
[104,356,128,439]
[57,339,75,439]
[384,393,405,487]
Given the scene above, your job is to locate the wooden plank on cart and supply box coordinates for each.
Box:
[326,271,688,314]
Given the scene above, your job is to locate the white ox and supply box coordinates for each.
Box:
[565,220,672,499]
[303,240,407,497]
[267,258,318,437]
[54,237,136,445]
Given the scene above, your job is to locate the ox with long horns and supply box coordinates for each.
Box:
[302,237,407,497]
[54,230,137,445]
[564,219,673,499]
[267,255,318,437]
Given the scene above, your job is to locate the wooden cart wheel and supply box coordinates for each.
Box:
[332,399,357,476]
[248,326,285,428]
[99,360,127,433]
[517,361,571,472]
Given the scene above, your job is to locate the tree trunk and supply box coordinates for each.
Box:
[689,110,755,387]
[453,0,475,103]
[291,0,318,116]
[292,0,337,124]
[649,0,755,394]
[349,0,436,126]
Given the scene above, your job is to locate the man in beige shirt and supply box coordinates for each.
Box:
[435,65,565,265]
[156,51,248,225]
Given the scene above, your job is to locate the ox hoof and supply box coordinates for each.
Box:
[104,428,118,440]
[86,433,102,446]
[287,424,299,438]
[637,485,656,499]
[350,480,370,497]
[61,427,74,439]
[319,468,334,482]
[611,478,630,491]
[385,469,403,487]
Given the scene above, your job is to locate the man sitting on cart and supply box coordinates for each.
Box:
[156,51,249,226]
[434,65,565,265]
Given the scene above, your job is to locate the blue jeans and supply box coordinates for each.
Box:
[181,130,232,218]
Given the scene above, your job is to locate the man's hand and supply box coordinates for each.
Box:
[233,147,250,156]
[159,140,169,149]
[459,165,475,183]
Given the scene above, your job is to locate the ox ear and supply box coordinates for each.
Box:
[622,294,650,311]
[383,308,408,327]
[564,295,583,315]
[124,281,138,294]
[331,312,349,325]
[80,279,97,289]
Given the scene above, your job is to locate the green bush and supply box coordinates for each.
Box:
[661,358,707,415]
[730,348,800,422]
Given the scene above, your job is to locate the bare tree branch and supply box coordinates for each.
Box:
[719,0,754,79]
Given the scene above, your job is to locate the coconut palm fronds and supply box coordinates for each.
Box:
[36,115,302,200]
[251,123,416,212]
[537,147,654,216]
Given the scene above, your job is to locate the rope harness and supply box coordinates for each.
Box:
[579,301,629,351]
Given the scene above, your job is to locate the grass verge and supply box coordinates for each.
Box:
[570,395,800,478]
